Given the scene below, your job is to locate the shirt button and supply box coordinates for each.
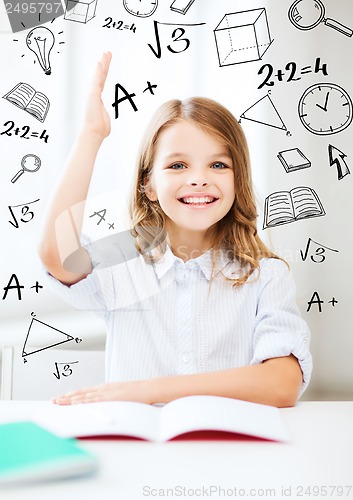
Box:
[182,355,190,363]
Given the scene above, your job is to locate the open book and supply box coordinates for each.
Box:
[3,82,50,122]
[32,395,290,443]
[263,186,325,228]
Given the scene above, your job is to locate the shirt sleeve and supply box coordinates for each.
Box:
[250,258,313,398]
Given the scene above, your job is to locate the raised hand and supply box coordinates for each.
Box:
[83,51,112,140]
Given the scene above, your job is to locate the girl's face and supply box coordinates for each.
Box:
[146,119,235,239]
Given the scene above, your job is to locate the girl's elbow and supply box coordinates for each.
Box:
[275,387,300,408]
[275,374,302,407]
[37,240,56,269]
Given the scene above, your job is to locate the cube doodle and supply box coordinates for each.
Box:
[64,0,98,24]
[214,8,272,67]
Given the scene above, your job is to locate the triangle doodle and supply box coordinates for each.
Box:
[22,316,78,360]
[240,94,287,131]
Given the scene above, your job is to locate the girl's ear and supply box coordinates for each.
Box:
[144,177,158,201]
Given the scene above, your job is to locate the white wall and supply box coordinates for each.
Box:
[1,0,352,399]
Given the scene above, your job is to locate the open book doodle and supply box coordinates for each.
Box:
[3,82,50,122]
[32,395,290,443]
[263,186,325,229]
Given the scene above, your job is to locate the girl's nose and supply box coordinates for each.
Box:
[189,179,208,187]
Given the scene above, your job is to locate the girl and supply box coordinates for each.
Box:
[39,52,312,407]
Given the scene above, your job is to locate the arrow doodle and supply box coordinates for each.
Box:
[328,144,350,180]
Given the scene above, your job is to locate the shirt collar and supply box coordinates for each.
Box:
[152,244,241,281]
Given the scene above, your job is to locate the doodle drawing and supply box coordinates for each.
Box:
[277,148,311,173]
[170,0,195,15]
[300,237,339,263]
[3,82,50,122]
[22,313,82,362]
[328,144,350,180]
[8,199,40,228]
[53,361,79,379]
[263,186,325,229]
[288,0,352,37]
[214,8,273,67]
[11,154,41,183]
[64,0,98,24]
[26,26,55,75]
[298,83,353,135]
[123,0,158,18]
[240,94,286,131]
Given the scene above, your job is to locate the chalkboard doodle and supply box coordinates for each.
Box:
[12,27,64,73]
[89,208,115,230]
[328,145,350,180]
[8,198,40,229]
[22,313,82,363]
[2,275,43,301]
[148,20,206,59]
[240,94,287,131]
[53,361,79,379]
[3,83,50,122]
[300,238,339,263]
[102,17,136,33]
[112,81,158,118]
[64,0,98,24]
[1,120,49,142]
[277,148,311,173]
[298,83,353,136]
[306,292,338,313]
[11,154,41,183]
[214,8,273,67]
[26,26,55,75]
[123,0,158,18]
[288,0,353,38]
[170,0,196,15]
[263,186,325,229]
[257,57,328,90]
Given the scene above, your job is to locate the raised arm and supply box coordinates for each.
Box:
[38,52,112,285]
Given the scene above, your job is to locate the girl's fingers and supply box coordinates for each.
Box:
[99,51,112,87]
[52,384,102,404]
[55,392,101,405]
[91,52,111,94]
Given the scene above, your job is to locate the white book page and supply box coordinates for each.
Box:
[159,396,290,442]
[265,191,294,227]
[291,187,323,219]
[33,401,161,441]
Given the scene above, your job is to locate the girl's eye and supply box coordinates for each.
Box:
[169,163,186,170]
[211,162,228,169]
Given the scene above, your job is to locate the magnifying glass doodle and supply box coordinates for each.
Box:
[288,0,353,37]
[11,154,41,183]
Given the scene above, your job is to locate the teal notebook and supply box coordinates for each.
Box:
[0,421,98,484]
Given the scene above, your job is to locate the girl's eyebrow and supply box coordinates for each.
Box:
[163,152,232,161]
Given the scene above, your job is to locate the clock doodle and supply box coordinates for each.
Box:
[298,83,353,135]
[123,0,158,18]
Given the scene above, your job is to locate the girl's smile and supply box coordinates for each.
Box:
[146,119,235,242]
[177,192,219,208]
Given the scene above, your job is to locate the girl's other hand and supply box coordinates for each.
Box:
[52,379,154,405]
[83,51,112,140]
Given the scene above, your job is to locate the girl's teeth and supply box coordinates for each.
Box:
[183,196,214,204]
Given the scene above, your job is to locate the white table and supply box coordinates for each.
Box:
[1,401,352,500]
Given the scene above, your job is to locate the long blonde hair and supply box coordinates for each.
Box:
[129,97,282,286]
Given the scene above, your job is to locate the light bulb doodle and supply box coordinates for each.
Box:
[11,154,41,183]
[26,26,55,75]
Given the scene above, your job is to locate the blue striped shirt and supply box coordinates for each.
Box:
[45,236,312,398]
